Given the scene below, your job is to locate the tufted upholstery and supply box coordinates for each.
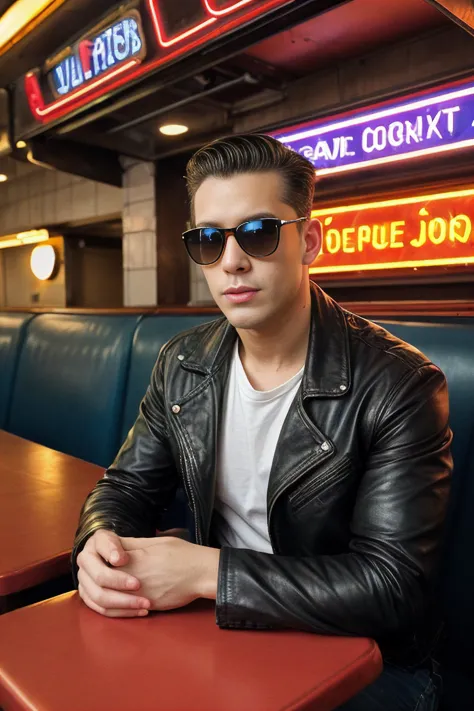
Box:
[121,314,216,442]
[7,314,140,467]
[0,313,35,429]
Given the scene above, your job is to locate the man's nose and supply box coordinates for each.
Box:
[221,233,251,272]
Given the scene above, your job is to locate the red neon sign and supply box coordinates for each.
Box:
[24,0,291,124]
[310,188,474,275]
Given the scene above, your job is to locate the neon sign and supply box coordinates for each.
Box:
[310,188,474,275]
[23,0,290,124]
[50,14,145,98]
[273,81,474,176]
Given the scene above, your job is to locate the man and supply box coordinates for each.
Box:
[73,134,452,710]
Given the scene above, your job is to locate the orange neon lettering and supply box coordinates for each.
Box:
[325,228,341,254]
[372,225,389,249]
[428,217,447,245]
[390,221,405,248]
[342,227,355,253]
[357,225,372,252]
[449,214,471,243]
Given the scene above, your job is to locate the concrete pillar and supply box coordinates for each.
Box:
[122,159,157,306]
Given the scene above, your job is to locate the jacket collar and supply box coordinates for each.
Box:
[182,283,351,398]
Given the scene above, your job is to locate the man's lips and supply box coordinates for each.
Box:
[223,287,259,303]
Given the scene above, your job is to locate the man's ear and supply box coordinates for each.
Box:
[302,218,322,266]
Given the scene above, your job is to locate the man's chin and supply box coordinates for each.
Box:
[218,303,268,331]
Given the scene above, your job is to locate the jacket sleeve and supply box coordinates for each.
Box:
[216,364,453,638]
[71,348,179,582]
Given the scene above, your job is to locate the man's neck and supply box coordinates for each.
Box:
[236,282,312,391]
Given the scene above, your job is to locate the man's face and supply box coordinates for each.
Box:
[193,171,321,331]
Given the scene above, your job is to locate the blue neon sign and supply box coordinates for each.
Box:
[273,81,474,176]
[50,15,145,98]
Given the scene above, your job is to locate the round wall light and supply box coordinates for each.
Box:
[159,124,189,136]
[16,140,27,149]
[0,174,7,182]
[30,244,58,280]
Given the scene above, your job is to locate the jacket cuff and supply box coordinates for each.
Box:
[215,547,274,630]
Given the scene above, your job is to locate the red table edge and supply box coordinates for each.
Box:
[0,550,71,597]
[282,638,383,711]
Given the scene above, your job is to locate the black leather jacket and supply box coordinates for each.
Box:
[73,285,452,664]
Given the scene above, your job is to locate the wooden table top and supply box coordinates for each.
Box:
[0,431,102,596]
[0,592,382,711]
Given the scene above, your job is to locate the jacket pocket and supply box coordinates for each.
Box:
[289,456,352,512]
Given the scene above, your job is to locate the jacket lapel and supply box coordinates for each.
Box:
[267,285,352,530]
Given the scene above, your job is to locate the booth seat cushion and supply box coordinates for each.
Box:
[7,314,140,467]
[0,313,35,429]
[377,320,474,709]
[121,314,217,441]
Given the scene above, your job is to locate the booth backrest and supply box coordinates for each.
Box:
[121,314,218,442]
[7,314,140,466]
[377,320,474,710]
[0,313,34,430]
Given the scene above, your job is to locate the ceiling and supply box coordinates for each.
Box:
[247,0,446,73]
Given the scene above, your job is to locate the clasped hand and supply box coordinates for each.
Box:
[77,529,220,618]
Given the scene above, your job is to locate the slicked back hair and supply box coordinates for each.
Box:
[185,134,315,224]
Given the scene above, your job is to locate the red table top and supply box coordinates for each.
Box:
[0,592,382,711]
[0,431,102,596]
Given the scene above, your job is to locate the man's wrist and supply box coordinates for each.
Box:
[197,547,220,600]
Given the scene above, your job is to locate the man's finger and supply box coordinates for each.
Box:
[78,567,150,611]
[77,558,140,593]
[94,530,129,566]
[79,585,148,618]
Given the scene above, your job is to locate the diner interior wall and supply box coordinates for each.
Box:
[0,161,122,235]
[66,242,123,307]
[2,236,65,307]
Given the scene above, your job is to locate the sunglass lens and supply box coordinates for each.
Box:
[237,219,279,258]
[185,228,223,265]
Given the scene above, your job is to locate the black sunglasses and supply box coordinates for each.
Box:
[182,217,307,266]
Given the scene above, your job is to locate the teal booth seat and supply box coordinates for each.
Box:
[120,314,218,531]
[120,314,218,442]
[7,314,141,467]
[377,321,474,711]
[0,313,35,429]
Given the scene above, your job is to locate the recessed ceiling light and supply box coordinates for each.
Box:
[159,124,189,136]
[0,174,7,182]
[16,140,27,149]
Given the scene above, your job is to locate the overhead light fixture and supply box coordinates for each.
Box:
[17,228,50,244]
[0,174,7,182]
[0,228,51,249]
[30,244,57,280]
[159,124,189,136]
[0,0,61,54]
[16,140,27,149]
[0,239,21,249]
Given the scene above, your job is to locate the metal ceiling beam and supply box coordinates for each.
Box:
[27,136,122,186]
[106,73,258,135]
[424,1,474,34]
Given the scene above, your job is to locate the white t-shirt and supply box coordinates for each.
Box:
[213,341,304,553]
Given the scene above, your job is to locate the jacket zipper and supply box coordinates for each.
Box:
[169,416,202,545]
[289,457,350,511]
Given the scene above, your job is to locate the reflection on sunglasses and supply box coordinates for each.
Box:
[182,217,307,265]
